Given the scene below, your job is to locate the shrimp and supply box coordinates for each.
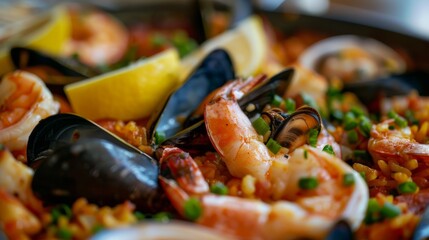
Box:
[159,146,368,240]
[0,189,41,239]
[0,71,59,151]
[63,7,128,67]
[0,146,43,213]
[368,119,429,163]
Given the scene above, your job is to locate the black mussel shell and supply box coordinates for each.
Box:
[147,49,234,144]
[0,229,7,240]
[342,70,429,107]
[157,120,214,158]
[273,106,321,152]
[239,68,295,120]
[325,220,354,240]
[413,204,429,240]
[32,138,164,212]
[10,47,99,85]
[27,113,140,169]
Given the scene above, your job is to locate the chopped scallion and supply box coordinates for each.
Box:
[134,211,145,221]
[351,106,365,116]
[397,181,418,194]
[380,202,401,219]
[155,131,166,145]
[285,98,296,113]
[56,228,73,240]
[303,149,308,159]
[184,198,202,221]
[298,177,318,190]
[266,138,282,154]
[272,95,284,107]
[388,110,408,128]
[153,212,171,222]
[252,117,270,136]
[308,128,319,147]
[405,109,419,125]
[364,199,382,224]
[343,173,355,187]
[51,204,72,224]
[358,116,372,138]
[210,182,228,195]
[343,112,357,130]
[322,145,335,155]
[347,129,358,144]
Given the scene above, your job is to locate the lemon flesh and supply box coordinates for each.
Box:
[180,16,268,80]
[0,5,71,75]
[65,49,180,121]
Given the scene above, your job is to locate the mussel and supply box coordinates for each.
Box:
[342,70,429,107]
[158,68,296,155]
[27,114,165,212]
[413,205,429,240]
[147,49,234,144]
[260,106,321,152]
[299,35,405,83]
[10,47,99,85]
[32,138,162,212]
[325,220,354,240]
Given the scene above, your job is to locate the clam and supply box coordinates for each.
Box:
[147,49,234,145]
[10,47,99,85]
[299,35,405,83]
[27,114,165,212]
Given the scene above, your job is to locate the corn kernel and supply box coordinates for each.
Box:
[404,159,418,170]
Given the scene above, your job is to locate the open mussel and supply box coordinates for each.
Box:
[27,113,165,212]
[158,68,296,156]
[239,68,294,120]
[299,35,405,83]
[147,49,234,145]
[10,47,99,85]
[261,106,321,152]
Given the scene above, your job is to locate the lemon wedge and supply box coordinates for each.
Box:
[65,49,180,121]
[180,16,268,80]
[25,5,71,55]
[0,5,71,75]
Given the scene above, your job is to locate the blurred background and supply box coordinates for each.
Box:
[1,0,429,40]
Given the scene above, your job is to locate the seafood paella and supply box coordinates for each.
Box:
[0,3,429,240]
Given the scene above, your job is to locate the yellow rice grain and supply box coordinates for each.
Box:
[404,159,418,170]
[388,162,412,176]
[227,178,242,196]
[415,121,429,142]
[368,179,397,188]
[391,172,409,183]
[242,175,256,198]
[353,163,378,181]
[73,198,88,214]
[411,125,419,135]
[377,160,391,176]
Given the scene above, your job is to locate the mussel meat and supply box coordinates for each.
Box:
[10,47,99,85]
[31,138,163,212]
[261,106,321,152]
[147,49,234,144]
